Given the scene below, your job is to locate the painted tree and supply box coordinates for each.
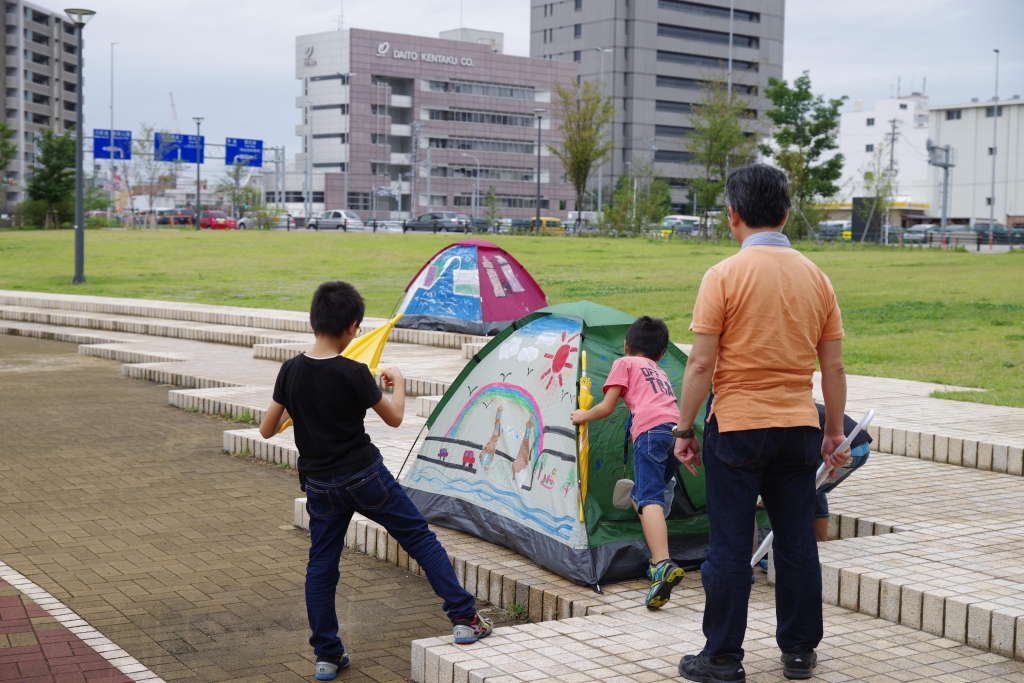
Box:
[685,74,758,241]
[759,71,846,239]
[549,79,614,226]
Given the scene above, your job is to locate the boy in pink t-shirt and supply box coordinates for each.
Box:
[571,316,684,609]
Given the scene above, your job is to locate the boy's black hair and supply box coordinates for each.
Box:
[625,316,670,359]
[310,281,365,337]
[725,163,791,228]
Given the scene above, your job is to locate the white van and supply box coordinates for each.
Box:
[660,215,701,236]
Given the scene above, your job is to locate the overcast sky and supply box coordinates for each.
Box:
[76,0,1020,174]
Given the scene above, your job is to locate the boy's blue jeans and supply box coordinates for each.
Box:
[701,413,823,661]
[304,457,476,658]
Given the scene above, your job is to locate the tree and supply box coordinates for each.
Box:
[759,71,846,239]
[549,79,614,226]
[685,74,758,241]
[601,157,671,236]
[132,125,175,223]
[483,185,502,226]
[0,122,16,174]
[215,160,252,218]
[854,143,896,243]
[26,129,75,207]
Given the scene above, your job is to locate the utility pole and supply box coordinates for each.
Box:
[927,139,955,236]
[885,118,900,245]
[305,101,313,224]
[411,121,425,218]
[989,48,1000,246]
[194,117,203,229]
[109,42,117,219]
[593,47,612,216]
[426,145,432,213]
[534,110,545,231]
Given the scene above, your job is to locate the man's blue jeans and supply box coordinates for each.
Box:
[304,457,476,658]
[701,411,823,661]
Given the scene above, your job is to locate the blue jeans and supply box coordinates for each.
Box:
[304,457,476,658]
[701,411,823,661]
[630,423,678,509]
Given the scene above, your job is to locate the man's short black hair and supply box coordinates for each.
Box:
[310,281,365,337]
[725,164,792,229]
[625,316,670,359]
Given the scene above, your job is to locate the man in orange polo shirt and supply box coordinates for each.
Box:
[673,164,851,682]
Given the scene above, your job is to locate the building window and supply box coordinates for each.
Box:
[312,104,349,113]
[658,0,759,22]
[63,42,76,54]
[428,108,536,127]
[988,147,995,155]
[657,23,758,48]
[657,49,758,72]
[865,144,874,152]
[986,197,992,206]
[656,74,757,95]
[656,100,693,114]
[574,24,582,38]
[429,195,448,207]
[311,73,349,84]
[431,165,536,182]
[655,124,694,137]
[429,79,536,100]
[899,103,907,110]
[63,101,76,112]
[312,133,349,143]
[456,193,548,209]
[945,110,962,120]
[347,193,371,211]
[371,134,388,146]
[654,150,694,163]
[573,50,581,62]
[428,136,534,155]
[575,0,583,9]
[63,61,76,73]
[985,106,1003,117]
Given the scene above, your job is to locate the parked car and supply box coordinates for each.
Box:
[307,210,365,231]
[374,220,405,232]
[469,217,492,233]
[1010,226,1024,245]
[902,223,940,244]
[660,215,700,236]
[403,211,472,232]
[156,208,195,226]
[814,220,851,241]
[970,221,1010,244]
[238,211,294,230]
[199,210,235,229]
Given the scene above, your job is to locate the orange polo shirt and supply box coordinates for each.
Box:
[690,244,844,432]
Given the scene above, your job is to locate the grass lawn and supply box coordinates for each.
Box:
[1,228,1022,407]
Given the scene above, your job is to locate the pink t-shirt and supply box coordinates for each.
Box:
[603,356,679,442]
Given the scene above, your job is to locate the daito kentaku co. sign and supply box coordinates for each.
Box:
[375,41,474,67]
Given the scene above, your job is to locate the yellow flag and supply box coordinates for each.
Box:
[277,314,403,433]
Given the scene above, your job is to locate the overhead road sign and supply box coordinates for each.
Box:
[225,138,263,167]
[93,129,132,160]
[155,132,204,163]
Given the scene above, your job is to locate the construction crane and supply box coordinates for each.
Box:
[169,92,181,133]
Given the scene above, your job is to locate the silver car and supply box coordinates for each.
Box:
[308,210,365,231]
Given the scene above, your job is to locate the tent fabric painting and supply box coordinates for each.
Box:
[395,239,548,335]
[402,301,719,587]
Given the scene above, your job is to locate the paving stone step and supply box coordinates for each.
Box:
[416,396,442,418]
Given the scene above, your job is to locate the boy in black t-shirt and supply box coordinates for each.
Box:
[260,281,491,681]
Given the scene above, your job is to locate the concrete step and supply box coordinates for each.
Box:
[416,396,441,418]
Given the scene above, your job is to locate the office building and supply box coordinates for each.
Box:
[531,0,784,212]
[288,27,577,221]
[3,0,82,210]
[928,96,1023,226]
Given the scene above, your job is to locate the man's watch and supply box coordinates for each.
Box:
[672,425,696,439]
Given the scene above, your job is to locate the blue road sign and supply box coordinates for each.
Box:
[225,138,263,167]
[93,129,132,160]
[154,132,204,164]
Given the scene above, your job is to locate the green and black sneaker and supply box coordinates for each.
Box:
[645,559,684,609]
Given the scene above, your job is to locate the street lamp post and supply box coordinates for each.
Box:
[593,47,612,216]
[534,109,545,232]
[193,117,203,229]
[65,8,95,284]
[461,152,480,219]
[109,42,117,220]
[989,49,1000,247]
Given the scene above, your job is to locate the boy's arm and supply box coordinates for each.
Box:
[371,367,405,428]
[259,400,290,439]
[570,385,623,424]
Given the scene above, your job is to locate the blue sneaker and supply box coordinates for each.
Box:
[758,558,769,572]
[315,652,350,680]
[646,559,684,610]
[453,613,493,644]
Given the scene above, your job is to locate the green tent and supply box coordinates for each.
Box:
[402,301,719,587]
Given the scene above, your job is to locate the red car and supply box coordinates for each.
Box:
[199,210,237,229]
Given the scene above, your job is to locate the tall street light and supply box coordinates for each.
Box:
[989,48,1000,245]
[65,8,95,285]
[461,152,480,219]
[593,47,612,216]
[193,117,203,229]
[534,109,545,232]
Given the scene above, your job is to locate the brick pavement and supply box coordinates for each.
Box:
[0,335,501,683]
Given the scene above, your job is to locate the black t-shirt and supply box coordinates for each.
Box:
[272,354,383,477]
[815,404,872,448]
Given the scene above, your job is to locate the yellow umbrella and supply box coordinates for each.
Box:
[278,314,403,433]
[577,350,593,521]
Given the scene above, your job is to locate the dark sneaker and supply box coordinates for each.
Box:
[453,613,493,644]
[781,650,817,680]
[678,652,746,683]
[315,652,350,680]
[646,559,684,610]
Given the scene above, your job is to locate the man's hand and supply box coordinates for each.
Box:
[821,434,852,471]
[570,409,589,425]
[380,367,403,388]
[674,437,701,476]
